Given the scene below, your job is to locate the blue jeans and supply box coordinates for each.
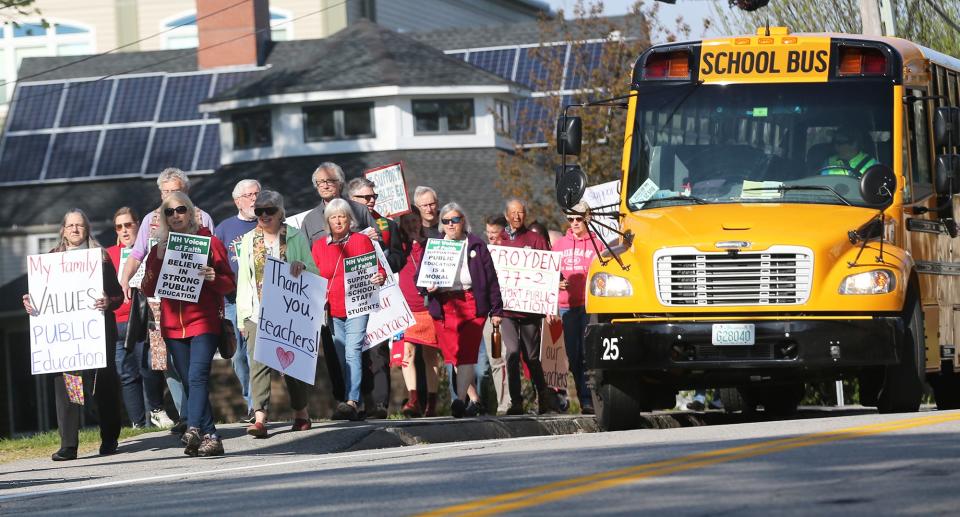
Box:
[224,300,251,410]
[115,322,166,426]
[166,333,218,435]
[165,354,186,417]
[560,306,591,406]
[332,316,367,403]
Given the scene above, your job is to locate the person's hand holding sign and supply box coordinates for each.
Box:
[21,294,37,316]
[290,261,306,278]
[370,271,386,286]
[92,292,109,311]
[202,265,216,282]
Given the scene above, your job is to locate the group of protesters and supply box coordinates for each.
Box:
[23,161,603,460]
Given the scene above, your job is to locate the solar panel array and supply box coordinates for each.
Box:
[0,69,259,185]
[447,41,608,144]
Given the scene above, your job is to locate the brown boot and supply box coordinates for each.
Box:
[402,390,422,418]
[424,392,438,417]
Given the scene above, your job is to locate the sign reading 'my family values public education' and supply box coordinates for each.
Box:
[27,248,107,375]
[488,245,561,316]
[155,232,210,303]
[416,239,465,288]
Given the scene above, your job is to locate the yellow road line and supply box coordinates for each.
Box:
[419,412,960,517]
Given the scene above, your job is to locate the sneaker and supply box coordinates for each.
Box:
[198,434,224,457]
[450,399,466,418]
[182,427,201,457]
[463,400,482,418]
[171,420,188,435]
[686,400,706,411]
[580,403,596,415]
[51,447,77,461]
[241,410,256,424]
[506,401,525,416]
[367,404,389,420]
[332,402,360,421]
[708,399,725,410]
[150,409,175,428]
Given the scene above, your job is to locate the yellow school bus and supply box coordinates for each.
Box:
[557,27,960,430]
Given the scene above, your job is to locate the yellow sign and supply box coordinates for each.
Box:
[699,36,830,83]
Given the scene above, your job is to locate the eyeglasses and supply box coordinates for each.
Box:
[418,202,438,209]
[441,216,464,225]
[238,191,260,200]
[567,216,584,222]
[115,221,136,231]
[159,189,182,196]
[163,206,188,217]
[315,179,338,187]
[254,206,280,217]
[353,194,379,202]
[64,224,86,230]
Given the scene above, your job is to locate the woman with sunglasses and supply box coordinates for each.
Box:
[552,201,600,414]
[106,207,169,429]
[422,203,503,418]
[237,190,319,437]
[21,209,124,461]
[140,193,235,457]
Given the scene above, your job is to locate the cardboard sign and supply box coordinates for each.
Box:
[416,238,465,288]
[155,232,210,303]
[488,245,562,315]
[363,284,415,351]
[581,180,621,244]
[365,162,410,218]
[540,318,569,391]
[373,241,397,287]
[27,248,107,375]
[253,257,328,385]
[344,251,380,318]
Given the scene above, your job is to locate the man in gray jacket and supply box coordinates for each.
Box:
[300,162,379,246]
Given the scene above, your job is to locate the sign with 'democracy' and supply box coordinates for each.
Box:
[27,248,106,374]
[416,238,466,288]
[344,251,380,318]
[155,232,210,303]
[364,284,415,351]
[254,257,328,385]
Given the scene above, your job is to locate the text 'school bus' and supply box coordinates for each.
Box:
[555,27,960,430]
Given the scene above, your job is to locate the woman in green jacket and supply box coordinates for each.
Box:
[236,190,320,438]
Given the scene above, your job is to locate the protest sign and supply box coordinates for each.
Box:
[416,239,465,288]
[285,211,308,229]
[581,180,621,243]
[344,251,380,318]
[363,284,414,351]
[488,245,562,315]
[365,162,410,218]
[540,318,569,391]
[27,248,107,375]
[253,257,328,385]
[373,241,397,287]
[155,232,210,303]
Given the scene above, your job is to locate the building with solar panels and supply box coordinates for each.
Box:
[0,1,645,436]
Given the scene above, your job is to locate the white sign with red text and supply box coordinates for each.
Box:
[488,245,561,316]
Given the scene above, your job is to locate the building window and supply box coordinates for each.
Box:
[303,103,375,141]
[413,99,474,134]
[161,9,293,50]
[29,233,59,255]
[233,110,272,150]
[0,19,94,104]
[494,100,511,136]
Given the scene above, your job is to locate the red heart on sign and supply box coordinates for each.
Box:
[276,347,295,370]
[548,319,564,343]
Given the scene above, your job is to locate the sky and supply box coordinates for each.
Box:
[541,0,721,39]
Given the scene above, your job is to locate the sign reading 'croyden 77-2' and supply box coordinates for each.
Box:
[156,232,210,303]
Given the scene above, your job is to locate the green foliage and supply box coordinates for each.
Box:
[0,425,157,464]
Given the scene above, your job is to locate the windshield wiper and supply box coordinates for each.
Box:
[641,195,709,208]
[741,185,852,206]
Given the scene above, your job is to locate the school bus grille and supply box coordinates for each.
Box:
[654,246,814,306]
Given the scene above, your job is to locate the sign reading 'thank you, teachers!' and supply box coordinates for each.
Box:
[488,245,562,316]
[155,232,210,303]
[27,248,107,375]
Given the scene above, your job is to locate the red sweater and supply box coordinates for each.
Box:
[106,244,132,324]
[140,228,236,339]
[312,232,384,318]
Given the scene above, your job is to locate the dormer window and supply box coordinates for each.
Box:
[413,99,474,134]
[303,102,375,141]
[233,109,272,150]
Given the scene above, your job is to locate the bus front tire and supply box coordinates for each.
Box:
[593,377,641,431]
[877,294,924,414]
[931,374,960,410]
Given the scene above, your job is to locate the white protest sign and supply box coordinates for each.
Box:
[540,318,569,391]
[344,251,380,318]
[27,248,107,374]
[155,232,210,303]
[119,247,147,288]
[416,239,465,288]
[253,257,328,385]
[365,162,410,218]
[285,211,308,229]
[582,180,621,243]
[488,245,562,315]
[363,284,415,351]
[373,241,397,287]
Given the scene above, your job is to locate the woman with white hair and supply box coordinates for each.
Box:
[311,198,386,420]
[552,200,601,414]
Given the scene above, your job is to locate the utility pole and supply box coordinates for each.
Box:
[860,0,897,36]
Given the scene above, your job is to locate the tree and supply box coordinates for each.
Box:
[496,1,691,229]
[0,1,42,26]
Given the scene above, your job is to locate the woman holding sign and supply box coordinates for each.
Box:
[22,209,123,461]
[237,190,320,437]
[141,193,235,457]
[423,203,503,418]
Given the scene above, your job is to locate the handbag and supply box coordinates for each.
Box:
[218,310,238,360]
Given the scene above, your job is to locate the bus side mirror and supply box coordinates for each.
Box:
[557,116,582,156]
[860,164,896,209]
[935,154,960,194]
[556,164,586,209]
[934,107,960,148]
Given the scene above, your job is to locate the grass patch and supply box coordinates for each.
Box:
[0,426,165,464]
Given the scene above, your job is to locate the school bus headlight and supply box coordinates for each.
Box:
[590,272,633,297]
[839,270,895,295]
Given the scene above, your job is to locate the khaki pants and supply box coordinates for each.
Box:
[245,320,311,412]
[482,320,511,414]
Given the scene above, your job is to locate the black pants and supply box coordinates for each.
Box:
[362,343,391,408]
[501,315,548,404]
[53,343,122,449]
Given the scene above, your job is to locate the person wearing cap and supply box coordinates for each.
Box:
[821,127,878,177]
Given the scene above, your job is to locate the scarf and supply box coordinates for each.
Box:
[253,225,287,299]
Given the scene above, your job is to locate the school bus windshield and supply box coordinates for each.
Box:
[626,82,894,210]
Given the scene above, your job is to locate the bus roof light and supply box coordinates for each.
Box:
[838,47,887,76]
[644,51,690,80]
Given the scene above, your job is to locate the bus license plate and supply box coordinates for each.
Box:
[712,324,755,346]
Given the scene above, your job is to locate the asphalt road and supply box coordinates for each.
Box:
[2,409,959,515]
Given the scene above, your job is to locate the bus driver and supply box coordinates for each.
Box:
[820,126,878,177]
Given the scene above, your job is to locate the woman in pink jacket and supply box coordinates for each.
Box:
[551,201,600,414]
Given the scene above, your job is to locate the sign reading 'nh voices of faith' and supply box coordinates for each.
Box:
[254,257,328,385]
[488,245,562,316]
[364,162,411,218]
[155,232,210,303]
[344,251,380,318]
[27,248,107,375]
[416,239,465,288]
